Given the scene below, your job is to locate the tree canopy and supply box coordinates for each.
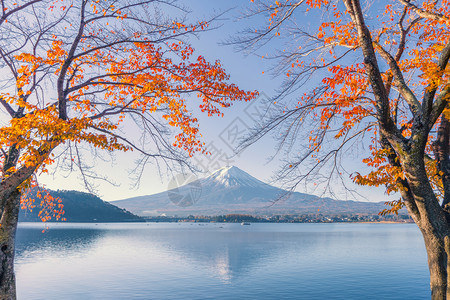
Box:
[0,1,256,297]
[234,1,449,297]
[236,0,449,205]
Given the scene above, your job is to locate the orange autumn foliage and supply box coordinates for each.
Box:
[0,1,256,222]
[20,180,66,223]
[246,0,449,214]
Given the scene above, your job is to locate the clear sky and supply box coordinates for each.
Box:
[37,0,394,203]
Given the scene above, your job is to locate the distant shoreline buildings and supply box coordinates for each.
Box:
[142,213,412,224]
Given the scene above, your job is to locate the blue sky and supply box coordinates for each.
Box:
[37,0,394,203]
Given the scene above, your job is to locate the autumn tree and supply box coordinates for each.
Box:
[233,0,449,298]
[0,0,256,298]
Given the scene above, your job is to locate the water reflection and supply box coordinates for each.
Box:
[16,225,104,261]
[14,223,429,300]
[130,229,312,283]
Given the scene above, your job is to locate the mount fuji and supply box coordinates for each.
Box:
[112,166,388,216]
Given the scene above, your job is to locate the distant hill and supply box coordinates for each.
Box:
[112,166,394,217]
[19,190,143,222]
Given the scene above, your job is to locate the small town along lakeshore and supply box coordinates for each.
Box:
[142,213,413,224]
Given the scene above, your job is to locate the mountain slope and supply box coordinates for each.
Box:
[19,190,143,222]
[112,166,389,216]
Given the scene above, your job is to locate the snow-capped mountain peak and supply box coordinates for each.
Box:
[204,166,270,188]
[113,165,389,217]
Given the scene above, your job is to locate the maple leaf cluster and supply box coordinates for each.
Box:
[0,0,257,221]
[244,0,449,214]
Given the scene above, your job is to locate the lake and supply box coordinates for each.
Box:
[15,222,429,299]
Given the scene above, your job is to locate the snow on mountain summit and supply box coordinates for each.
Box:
[112,164,389,217]
[204,166,271,188]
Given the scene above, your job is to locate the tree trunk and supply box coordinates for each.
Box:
[420,231,449,299]
[0,144,52,299]
[397,156,450,300]
[399,150,450,299]
[0,189,21,300]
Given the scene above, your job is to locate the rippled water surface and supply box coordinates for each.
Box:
[15,222,429,299]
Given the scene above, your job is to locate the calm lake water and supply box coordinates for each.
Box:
[15,222,429,299]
